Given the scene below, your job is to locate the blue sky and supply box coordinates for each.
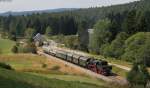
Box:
[0,0,139,13]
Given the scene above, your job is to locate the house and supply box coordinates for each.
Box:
[33,33,45,46]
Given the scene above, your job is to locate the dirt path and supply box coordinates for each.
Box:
[109,63,131,71]
[38,51,128,85]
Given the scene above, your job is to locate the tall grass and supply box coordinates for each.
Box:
[0,68,105,88]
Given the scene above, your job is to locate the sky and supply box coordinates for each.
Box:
[0,0,139,13]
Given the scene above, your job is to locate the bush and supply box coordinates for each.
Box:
[11,45,18,53]
[42,63,47,68]
[51,65,60,71]
[64,35,79,49]
[8,34,16,41]
[127,63,150,87]
[0,49,2,54]
[0,62,13,70]
[18,43,37,54]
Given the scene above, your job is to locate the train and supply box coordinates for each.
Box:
[42,46,112,76]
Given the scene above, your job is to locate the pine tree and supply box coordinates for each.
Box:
[127,63,150,87]
[45,26,52,36]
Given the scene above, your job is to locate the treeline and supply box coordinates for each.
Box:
[0,0,149,64]
[0,15,78,37]
[88,1,150,67]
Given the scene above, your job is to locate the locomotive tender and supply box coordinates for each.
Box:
[43,46,112,76]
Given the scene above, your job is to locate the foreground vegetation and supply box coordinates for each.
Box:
[0,38,15,54]
[0,54,85,75]
[0,68,108,88]
[0,0,150,87]
[0,54,106,88]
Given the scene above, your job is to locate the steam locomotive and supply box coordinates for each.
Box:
[43,46,112,76]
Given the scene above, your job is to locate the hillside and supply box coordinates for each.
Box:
[0,38,15,54]
[0,8,78,16]
[0,68,106,88]
[0,54,85,75]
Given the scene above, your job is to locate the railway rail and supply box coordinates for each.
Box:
[37,51,128,85]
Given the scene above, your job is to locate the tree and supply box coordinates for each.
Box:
[78,20,89,52]
[64,35,79,49]
[136,11,150,32]
[122,32,150,63]
[102,32,128,58]
[25,28,36,38]
[136,40,150,66]
[89,19,111,54]
[127,63,150,87]
[45,26,52,36]
[122,10,137,35]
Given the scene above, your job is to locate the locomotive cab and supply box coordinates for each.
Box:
[96,62,112,76]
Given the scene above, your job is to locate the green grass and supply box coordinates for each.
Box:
[112,66,128,77]
[0,54,110,88]
[0,38,15,54]
[30,73,105,86]
[0,54,85,75]
[90,54,132,68]
[0,68,107,88]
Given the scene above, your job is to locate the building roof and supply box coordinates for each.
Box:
[33,33,45,42]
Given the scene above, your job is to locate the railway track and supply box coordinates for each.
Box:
[37,51,128,85]
[56,47,131,71]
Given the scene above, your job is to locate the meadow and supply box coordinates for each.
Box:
[0,54,86,75]
[0,54,110,87]
[0,38,127,88]
[0,38,15,54]
[0,68,108,88]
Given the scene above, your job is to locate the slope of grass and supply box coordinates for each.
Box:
[30,73,105,86]
[112,66,128,77]
[0,38,15,54]
[0,54,110,88]
[0,68,107,88]
[0,54,85,75]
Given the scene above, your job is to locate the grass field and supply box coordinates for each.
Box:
[0,38,15,54]
[0,54,85,75]
[112,66,128,77]
[0,68,108,88]
[30,73,106,86]
[0,54,112,88]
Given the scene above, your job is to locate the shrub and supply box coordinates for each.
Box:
[127,63,150,87]
[0,49,2,54]
[42,63,47,68]
[0,62,13,70]
[11,45,18,53]
[8,34,16,41]
[64,35,79,49]
[18,43,37,54]
[51,65,60,71]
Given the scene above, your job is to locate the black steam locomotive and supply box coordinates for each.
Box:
[43,46,112,76]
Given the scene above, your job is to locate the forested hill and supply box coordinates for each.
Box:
[0,0,150,56]
[0,0,149,37]
[0,8,78,16]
